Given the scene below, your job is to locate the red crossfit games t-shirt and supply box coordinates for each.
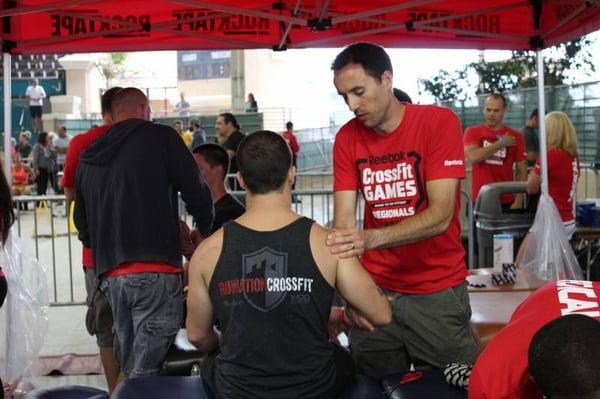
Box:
[533,149,579,222]
[469,280,600,399]
[333,104,467,294]
[463,124,526,204]
[62,125,110,268]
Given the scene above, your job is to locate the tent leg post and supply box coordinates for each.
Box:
[537,49,548,196]
[3,52,12,185]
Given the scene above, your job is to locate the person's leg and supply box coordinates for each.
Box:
[402,282,480,369]
[36,168,48,196]
[127,273,183,377]
[100,276,135,380]
[84,268,120,394]
[349,290,410,378]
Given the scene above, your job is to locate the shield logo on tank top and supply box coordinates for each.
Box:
[242,247,288,312]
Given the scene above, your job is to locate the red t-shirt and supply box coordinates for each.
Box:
[62,125,110,268]
[463,124,526,204]
[282,130,300,155]
[469,280,600,399]
[533,149,579,222]
[103,261,182,277]
[333,104,467,294]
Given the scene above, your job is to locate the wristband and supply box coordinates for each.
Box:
[498,136,508,147]
[339,307,347,326]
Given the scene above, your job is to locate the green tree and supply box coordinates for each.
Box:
[95,53,128,86]
[420,37,595,101]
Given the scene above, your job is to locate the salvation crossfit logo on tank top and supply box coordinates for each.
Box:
[217,247,314,312]
[356,151,425,221]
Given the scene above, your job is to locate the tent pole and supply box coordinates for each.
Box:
[536,49,548,196]
[3,52,12,185]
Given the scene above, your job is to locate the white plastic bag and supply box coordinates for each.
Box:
[520,194,582,281]
[0,229,49,388]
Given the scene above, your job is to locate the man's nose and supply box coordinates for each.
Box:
[347,96,360,113]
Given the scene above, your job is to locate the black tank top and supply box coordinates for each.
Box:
[208,217,336,399]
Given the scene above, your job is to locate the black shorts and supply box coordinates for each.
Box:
[29,105,42,118]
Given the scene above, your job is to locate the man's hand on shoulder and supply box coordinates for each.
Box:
[326,227,369,258]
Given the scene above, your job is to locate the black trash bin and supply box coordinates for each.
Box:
[474,182,535,269]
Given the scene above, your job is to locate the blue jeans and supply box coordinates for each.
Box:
[100,273,183,377]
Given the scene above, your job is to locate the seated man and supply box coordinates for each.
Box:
[186,131,392,399]
[469,280,600,399]
[192,143,245,234]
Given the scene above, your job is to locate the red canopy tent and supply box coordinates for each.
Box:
[2,0,600,191]
[0,0,599,53]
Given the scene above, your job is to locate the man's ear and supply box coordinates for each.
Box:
[381,70,393,90]
[236,172,247,191]
[288,165,296,187]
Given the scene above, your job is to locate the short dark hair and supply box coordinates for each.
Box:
[286,121,293,130]
[37,131,48,145]
[101,87,122,115]
[487,93,507,108]
[393,88,412,103]
[331,42,393,81]
[528,314,600,398]
[219,113,240,130]
[190,119,201,128]
[237,131,292,194]
[529,108,539,119]
[193,143,230,179]
[173,119,183,126]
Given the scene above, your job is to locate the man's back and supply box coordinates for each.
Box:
[208,216,337,399]
[75,119,213,276]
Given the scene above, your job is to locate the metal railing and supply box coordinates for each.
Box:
[12,167,600,306]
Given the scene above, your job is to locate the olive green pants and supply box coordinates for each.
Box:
[350,281,480,378]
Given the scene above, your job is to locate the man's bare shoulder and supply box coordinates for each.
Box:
[190,228,224,279]
[309,223,338,267]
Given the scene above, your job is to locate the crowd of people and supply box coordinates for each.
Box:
[0,42,598,399]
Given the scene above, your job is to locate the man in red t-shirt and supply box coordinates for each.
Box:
[463,94,527,206]
[327,42,478,377]
[469,280,600,399]
[61,86,122,394]
[282,121,301,201]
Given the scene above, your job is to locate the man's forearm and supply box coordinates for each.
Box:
[366,206,452,249]
[189,326,220,353]
[467,142,503,164]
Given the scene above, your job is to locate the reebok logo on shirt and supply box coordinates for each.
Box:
[444,159,464,166]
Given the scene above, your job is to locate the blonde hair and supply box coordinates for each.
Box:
[545,111,578,156]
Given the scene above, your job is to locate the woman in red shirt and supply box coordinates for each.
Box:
[11,154,33,196]
[526,111,580,239]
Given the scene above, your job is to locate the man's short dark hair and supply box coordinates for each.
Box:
[286,121,293,130]
[101,87,122,115]
[190,119,201,129]
[529,108,539,120]
[174,119,183,126]
[219,113,240,130]
[487,93,507,108]
[237,131,292,195]
[193,143,230,179]
[528,314,600,398]
[331,42,393,81]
